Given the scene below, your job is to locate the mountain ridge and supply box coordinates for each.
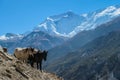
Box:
[47,16,120,63]
[34,5,120,37]
[1,5,120,53]
[46,30,120,80]
[0,31,65,53]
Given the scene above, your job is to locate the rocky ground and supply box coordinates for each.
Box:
[0,47,63,80]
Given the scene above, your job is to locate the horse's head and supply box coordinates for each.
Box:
[43,50,48,61]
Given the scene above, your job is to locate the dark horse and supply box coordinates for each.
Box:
[28,50,48,71]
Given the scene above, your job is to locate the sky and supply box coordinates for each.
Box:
[0,0,120,36]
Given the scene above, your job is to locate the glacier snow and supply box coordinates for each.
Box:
[34,6,120,38]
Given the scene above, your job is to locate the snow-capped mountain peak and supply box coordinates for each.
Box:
[34,11,86,37]
[0,33,23,41]
[34,5,120,38]
[47,17,55,21]
[0,35,8,40]
[38,23,47,30]
[63,15,69,18]
[94,6,117,20]
[81,13,88,18]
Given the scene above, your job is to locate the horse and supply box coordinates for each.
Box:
[14,47,38,62]
[28,50,48,71]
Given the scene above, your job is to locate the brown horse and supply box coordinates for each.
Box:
[14,47,36,62]
[28,50,48,71]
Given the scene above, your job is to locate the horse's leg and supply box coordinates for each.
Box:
[40,61,42,71]
[37,62,39,69]
[31,62,34,67]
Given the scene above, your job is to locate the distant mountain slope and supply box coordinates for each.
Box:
[46,31,120,80]
[0,33,23,53]
[17,31,64,50]
[34,5,120,37]
[0,31,65,53]
[47,16,120,62]
[0,33,23,41]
